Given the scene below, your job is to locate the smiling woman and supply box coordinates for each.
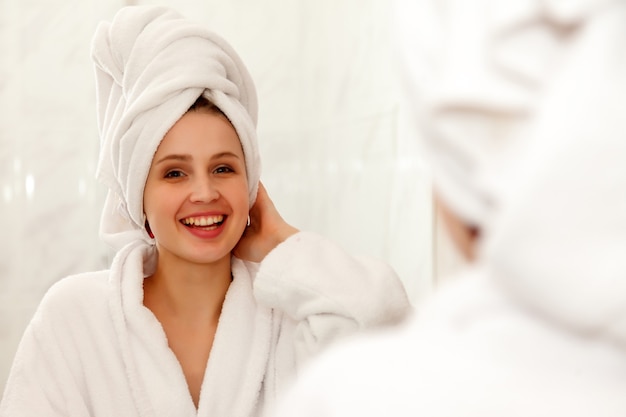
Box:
[0,5,410,417]
[142,102,251,404]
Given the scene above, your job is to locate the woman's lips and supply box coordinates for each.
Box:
[181,214,224,227]
[180,214,227,238]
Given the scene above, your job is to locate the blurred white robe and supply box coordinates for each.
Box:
[275,270,626,417]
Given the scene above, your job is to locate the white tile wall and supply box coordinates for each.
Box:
[0,0,436,392]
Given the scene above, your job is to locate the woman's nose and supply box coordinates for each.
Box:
[189,176,220,203]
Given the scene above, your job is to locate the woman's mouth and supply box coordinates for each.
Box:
[181,215,225,230]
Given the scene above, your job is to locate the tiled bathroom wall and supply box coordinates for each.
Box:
[0,0,437,392]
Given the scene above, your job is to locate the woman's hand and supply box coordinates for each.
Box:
[233,182,299,263]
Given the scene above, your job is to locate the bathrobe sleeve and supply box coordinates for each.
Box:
[253,231,411,362]
[0,272,130,417]
[1,290,92,417]
[0,324,89,417]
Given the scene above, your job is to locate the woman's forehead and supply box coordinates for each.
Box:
[156,111,242,155]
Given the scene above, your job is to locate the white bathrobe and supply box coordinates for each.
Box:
[0,232,410,417]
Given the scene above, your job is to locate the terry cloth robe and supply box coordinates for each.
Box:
[0,231,410,417]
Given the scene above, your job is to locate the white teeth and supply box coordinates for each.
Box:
[183,215,224,226]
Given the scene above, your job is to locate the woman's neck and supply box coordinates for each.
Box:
[143,252,232,409]
[143,253,232,323]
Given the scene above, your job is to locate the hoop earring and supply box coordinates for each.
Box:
[144,214,155,239]
[246,215,251,227]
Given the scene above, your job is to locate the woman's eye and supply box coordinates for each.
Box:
[214,166,234,174]
[165,170,185,178]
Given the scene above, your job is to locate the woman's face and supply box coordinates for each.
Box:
[143,110,249,266]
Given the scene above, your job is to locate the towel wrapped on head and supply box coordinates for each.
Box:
[91,5,261,250]
[484,1,626,345]
[394,0,607,236]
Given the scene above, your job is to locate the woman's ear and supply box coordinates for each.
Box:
[434,194,479,261]
[144,214,155,239]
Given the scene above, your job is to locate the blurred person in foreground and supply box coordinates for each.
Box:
[273,0,626,415]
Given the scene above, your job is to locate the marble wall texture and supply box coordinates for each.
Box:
[0,0,451,392]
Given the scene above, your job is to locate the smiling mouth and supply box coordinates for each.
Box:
[181,215,225,230]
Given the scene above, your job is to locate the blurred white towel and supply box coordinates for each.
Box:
[485,0,626,346]
[394,0,618,234]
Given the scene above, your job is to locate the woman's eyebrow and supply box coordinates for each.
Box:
[154,154,192,165]
[154,152,241,165]
[211,151,241,160]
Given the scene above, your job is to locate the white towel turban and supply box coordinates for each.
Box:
[396,0,626,340]
[485,0,626,345]
[394,0,614,234]
[91,5,261,250]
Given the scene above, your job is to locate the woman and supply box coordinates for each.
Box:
[0,6,410,417]
[273,0,626,416]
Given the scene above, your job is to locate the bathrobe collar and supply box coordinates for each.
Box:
[107,240,273,417]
